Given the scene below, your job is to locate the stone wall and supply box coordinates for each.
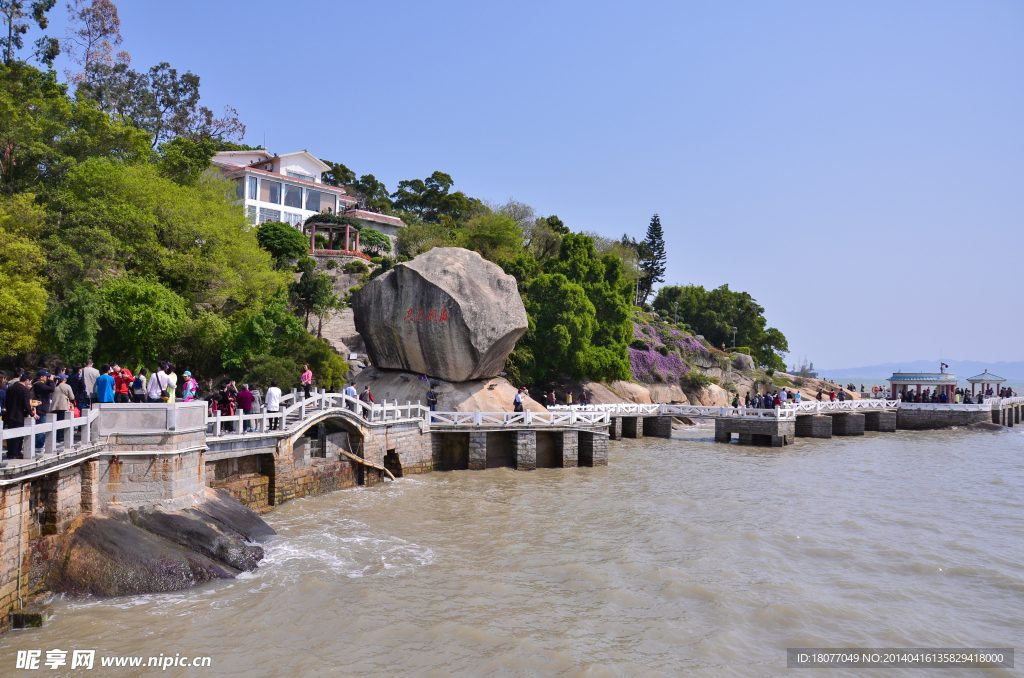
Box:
[714,418,795,446]
[896,408,992,430]
[96,449,206,510]
[642,416,672,439]
[863,411,897,432]
[831,413,865,436]
[578,431,609,466]
[0,483,29,634]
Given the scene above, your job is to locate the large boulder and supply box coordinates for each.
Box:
[731,352,756,371]
[351,248,528,382]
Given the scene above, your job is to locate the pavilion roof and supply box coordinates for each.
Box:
[888,372,957,384]
[966,370,1006,383]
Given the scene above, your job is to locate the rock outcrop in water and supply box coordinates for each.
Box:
[48,489,275,597]
[351,248,528,382]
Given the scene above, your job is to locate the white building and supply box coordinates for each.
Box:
[212,149,404,255]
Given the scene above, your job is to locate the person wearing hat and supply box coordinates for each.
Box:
[51,373,76,444]
[182,371,198,401]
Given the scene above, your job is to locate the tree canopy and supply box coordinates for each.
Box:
[652,284,789,370]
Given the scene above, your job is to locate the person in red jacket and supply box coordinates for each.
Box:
[112,364,134,404]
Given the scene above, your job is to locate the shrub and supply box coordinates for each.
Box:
[243,354,301,392]
[656,345,669,357]
[342,260,368,274]
[630,339,650,351]
[681,370,711,390]
[370,256,382,265]
[728,347,751,355]
[325,260,337,270]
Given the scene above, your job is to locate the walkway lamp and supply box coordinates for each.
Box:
[732,327,737,347]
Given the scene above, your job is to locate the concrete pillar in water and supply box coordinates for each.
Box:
[559,430,578,468]
[795,414,832,438]
[468,431,487,470]
[578,431,608,466]
[831,413,865,436]
[862,411,896,432]
[514,430,537,471]
[621,417,642,439]
[642,416,673,438]
[608,417,622,440]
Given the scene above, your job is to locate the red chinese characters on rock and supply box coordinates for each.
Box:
[405,308,449,322]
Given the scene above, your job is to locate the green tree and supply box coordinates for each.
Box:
[352,174,393,213]
[653,284,789,369]
[396,219,453,258]
[221,290,305,371]
[391,171,480,223]
[357,226,391,255]
[41,282,101,363]
[637,214,666,304]
[97,275,189,365]
[1,0,58,66]
[289,258,337,331]
[49,158,286,310]
[522,273,596,382]
[0,194,47,355]
[456,212,523,261]
[242,354,300,392]
[257,220,308,266]
[319,158,355,187]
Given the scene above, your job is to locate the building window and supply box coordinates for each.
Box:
[247,176,258,200]
[260,180,281,204]
[287,171,314,182]
[246,205,257,224]
[259,208,281,223]
[306,190,336,213]
[235,178,245,199]
[283,184,303,209]
[283,212,303,226]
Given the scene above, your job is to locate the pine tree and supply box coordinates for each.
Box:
[638,214,667,304]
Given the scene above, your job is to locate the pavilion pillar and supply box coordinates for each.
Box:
[310,222,316,251]
[916,384,921,397]
[355,230,360,253]
[345,224,350,252]
[328,229,334,251]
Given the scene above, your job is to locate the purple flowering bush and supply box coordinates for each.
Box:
[629,323,708,383]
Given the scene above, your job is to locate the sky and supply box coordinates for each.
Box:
[32,0,1024,369]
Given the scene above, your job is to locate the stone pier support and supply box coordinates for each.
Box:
[831,413,865,436]
[642,416,673,438]
[608,417,622,440]
[468,431,487,470]
[578,431,608,466]
[621,416,643,439]
[862,411,897,432]
[795,414,832,438]
[558,430,578,468]
[715,418,794,446]
[514,430,537,471]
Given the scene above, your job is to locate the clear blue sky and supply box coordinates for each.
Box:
[37,1,1024,369]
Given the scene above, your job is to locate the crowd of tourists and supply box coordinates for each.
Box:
[897,386,1017,404]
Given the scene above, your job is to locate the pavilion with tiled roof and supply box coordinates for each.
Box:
[966,369,1006,397]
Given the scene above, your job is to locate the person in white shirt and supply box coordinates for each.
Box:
[265,380,282,431]
[779,389,788,404]
[146,365,170,403]
[344,383,357,411]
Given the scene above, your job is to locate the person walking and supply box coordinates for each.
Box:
[426,386,438,412]
[513,388,525,412]
[301,364,313,400]
[181,371,198,401]
[3,373,37,459]
[112,364,133,404]
[579,390,588,406]
[237,384,255,432]
[265,380,282,431]
[82,359,100,406]
[217,382,236,433]
[51,374,75,444]
[566,392,573,406]
[95,366,115,404]
[547,390,556,407]
[829,389,837,402]
[32,370,55,450]
[344,382,358,411]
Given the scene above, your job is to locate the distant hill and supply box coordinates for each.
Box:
[818,360,1024,380]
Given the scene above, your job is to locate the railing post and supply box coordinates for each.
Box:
[525,409,532,425]
[474,410,481,425]
[28,417,36,458]
[63,416,73,453]
[214,410,222,437]
[0,420,5,466]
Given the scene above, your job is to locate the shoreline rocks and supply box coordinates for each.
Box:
[47,489,275,598]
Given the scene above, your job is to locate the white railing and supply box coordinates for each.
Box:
[0,406,101,466]
[427,410,610,428]
[788,400,901,413]
[205,389,430,436]
[897,401,992,412]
